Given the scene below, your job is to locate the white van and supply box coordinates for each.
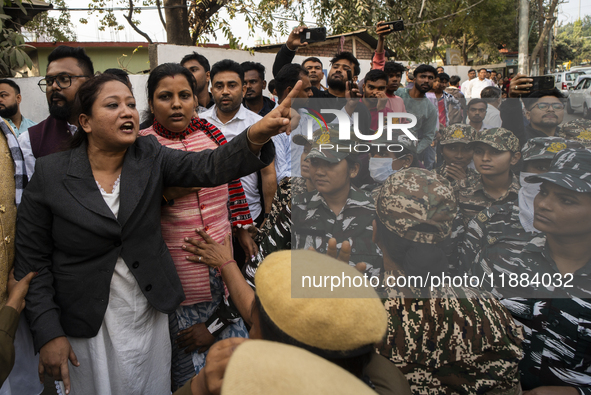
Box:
[549,71,587,96]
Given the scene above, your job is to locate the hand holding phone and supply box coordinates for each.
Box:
[300,27,327,44]
[377,20,404,34]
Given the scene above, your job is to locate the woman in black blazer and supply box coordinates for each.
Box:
[14,73,302,395]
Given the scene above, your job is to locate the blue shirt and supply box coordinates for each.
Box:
[6,116,36,137]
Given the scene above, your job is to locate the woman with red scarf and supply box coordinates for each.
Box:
[139,63,254,386]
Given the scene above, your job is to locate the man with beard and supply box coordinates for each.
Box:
[0,80,36,137]
[271,27,372,132]
[201,60,277,229]
[272,26,359,99]
[18,46,93,178]
[180,51,213,114]
[395,64,438,169]
[302,57,325,90]
[503,75,568,147]
[241,62,276,117]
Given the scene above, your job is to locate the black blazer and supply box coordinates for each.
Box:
[15,131,274,352]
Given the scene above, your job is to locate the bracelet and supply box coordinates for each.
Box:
[217,259,236,275]
[246,126,271,146]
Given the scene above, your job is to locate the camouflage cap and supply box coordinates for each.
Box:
[370,129,418,152]
[375,168,457,244]
[305,125,357,163]
[525,148,591,192]
[560,119,591,148]
[470,127,520,152]
[439,123,476,145]
[521,137,584,162]
[292,133,312,146]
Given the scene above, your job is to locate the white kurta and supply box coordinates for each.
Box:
[59,179,171,395]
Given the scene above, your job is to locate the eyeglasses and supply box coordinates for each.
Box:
[38,73,89,92]
[531,102,565,111]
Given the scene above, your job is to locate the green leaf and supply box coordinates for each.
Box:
[15,48,24,67]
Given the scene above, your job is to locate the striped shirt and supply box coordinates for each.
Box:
[140,121,252,304]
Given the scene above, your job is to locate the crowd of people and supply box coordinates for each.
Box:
[1,19,591,395]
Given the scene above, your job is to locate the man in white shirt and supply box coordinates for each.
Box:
[461,69,476,95]
[465,68,495,99]
[201,59,277,225]
[466,99,493,131]
[481,86,502,128]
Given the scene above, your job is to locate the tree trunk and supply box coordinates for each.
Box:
[462,33,468,65]
[537,0,545,74]
[164,0,192,45]
[529,0,559,72]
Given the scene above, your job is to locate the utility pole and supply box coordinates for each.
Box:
[546,28,552,74]
[518,0,529,74]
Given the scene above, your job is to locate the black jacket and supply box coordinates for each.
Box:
[15,131,274,351]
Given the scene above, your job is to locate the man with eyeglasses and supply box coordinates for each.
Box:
[501,76,570,148]
[17,46,93,178]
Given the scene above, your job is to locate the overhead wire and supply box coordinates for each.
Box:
[8,0,486,30]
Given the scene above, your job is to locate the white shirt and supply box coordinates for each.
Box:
[483,104,502,128]
[465,78,495,99]
[465,119,493,132]
[460,78,473,95]
[18,121,77,180]
[201,104,265,219]
[63,179,170,395]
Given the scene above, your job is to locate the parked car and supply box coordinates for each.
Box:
[550,71,587,96]
[572,67,591,86]
[567,75,591,118]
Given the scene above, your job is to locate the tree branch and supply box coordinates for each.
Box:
[156,0,166,29]
[190,0,229,45]
[529,0,559,71]
[124,0,153,44]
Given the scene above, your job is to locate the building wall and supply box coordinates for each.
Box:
[35,45,150,76]
[9,74,150,124]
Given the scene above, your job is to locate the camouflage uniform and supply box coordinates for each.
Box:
[473,149,591,393]
[560,118,591,148]
[378,287,524,395]
[373,168,523,395]
[434,124,480,194]
[255,176,291,244]
[474,233,591,393]
[292,127,383,277]
[375,169,456,245]
[292,187,382,277]
[290,176,309,196]
[457,127,521,228]
[459,137,584,271]
[243,202,292,289]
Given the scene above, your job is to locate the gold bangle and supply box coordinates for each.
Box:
[246,126,271,146]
